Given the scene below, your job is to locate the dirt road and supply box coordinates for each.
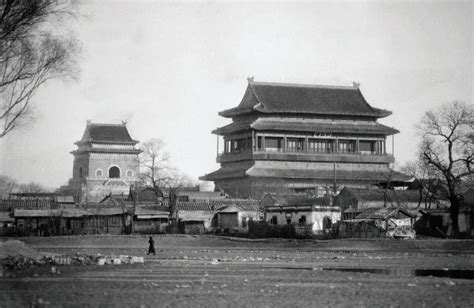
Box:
[1,235,473,307]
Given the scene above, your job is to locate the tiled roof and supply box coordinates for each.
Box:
[355,207,416,219]
[205,164,408,181]
[200,167,247,181]
[81,123,137,143]
[220,81,392,118]
[170,199,260,212]
[247,167,410,182]
[177,211,215,222]
[13,208,126,217]
[175,202,214,211]
[337,188,427,204]
[134,206,169,215]
[201,165,410,182]
[213,118,399,135]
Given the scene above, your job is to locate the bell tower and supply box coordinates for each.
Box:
[68,121,142,203]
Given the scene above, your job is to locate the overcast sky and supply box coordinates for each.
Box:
[0,0,472,189]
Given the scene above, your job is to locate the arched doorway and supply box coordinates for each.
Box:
[108,166,120,178]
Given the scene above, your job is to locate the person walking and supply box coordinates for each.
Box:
[147,236,156,255]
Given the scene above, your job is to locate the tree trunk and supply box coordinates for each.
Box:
[449,196,460,237]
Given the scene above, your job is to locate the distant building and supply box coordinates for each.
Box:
[66,121,141,203]
[201,78,410,199]
[260,193,340,235]
[334,187,449,220]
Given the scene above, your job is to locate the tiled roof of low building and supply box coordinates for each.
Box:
[219,80,392,118]
[170,199,260,212]
[134,206,169,215]
[355,207,416,220]
[13,208,126,217]
[177,211,215,222]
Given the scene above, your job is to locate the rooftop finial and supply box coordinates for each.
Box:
[353,81,360,88]
[247,76,254,83]
[121,120,128,126]
[86,119,91,125]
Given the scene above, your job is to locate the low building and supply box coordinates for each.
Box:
[13,208,132,236]
[216,203,261,232]
[338,207,417,239]
[0,193,76,211]
[334,187,449,220]
[260,194,340,235]
[133,206,169,234]
[416,206,473,238]
[0,211,14,236]
[173,199,261,234]
[174,201,215,234]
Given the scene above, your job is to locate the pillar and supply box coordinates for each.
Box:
[252,130,255,152]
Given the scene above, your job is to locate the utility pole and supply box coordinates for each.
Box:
[332,163,338,195]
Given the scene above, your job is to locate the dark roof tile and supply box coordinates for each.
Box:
[213,118,399,135]
[82,123,137,143]
[220,81,391,118]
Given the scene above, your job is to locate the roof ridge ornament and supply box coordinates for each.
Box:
[353,81,360,88]
[86,119,92,125]
[121,120,128,126]
[247,76,254,83]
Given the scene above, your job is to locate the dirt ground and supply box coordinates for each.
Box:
[1,235,473,307]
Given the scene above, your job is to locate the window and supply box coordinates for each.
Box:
[265,137,283,152]
[338,140,355,153]
[359,141,375,154]
[308,139,329,153]
[299,215,307,225]
[96,169,103,177]
[271,216,278,225]
[79,167,83,178]
[287,138,304,152]
[228,138,246,152]
[242,217,247,228]
[109,166,120,178]
[126,170,133,177]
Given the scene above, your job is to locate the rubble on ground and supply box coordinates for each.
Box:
[0,240,145,277]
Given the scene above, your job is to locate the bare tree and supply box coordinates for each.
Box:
[0,0,80,138]
[137,138,197,231]
[0,174,17,198]
[137,138,171,198]
[417,101,473,236]
[18,181,47,193]
[398,160,444,209]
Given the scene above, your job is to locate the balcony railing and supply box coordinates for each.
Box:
[217,148,394,164]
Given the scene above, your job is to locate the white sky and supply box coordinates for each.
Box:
[0,0,472,189]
